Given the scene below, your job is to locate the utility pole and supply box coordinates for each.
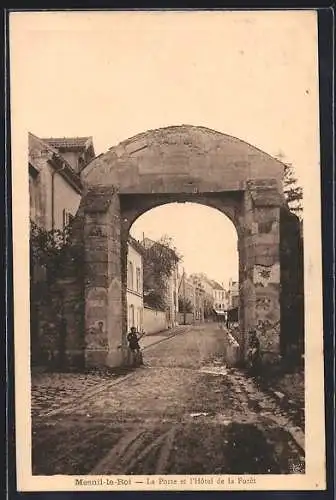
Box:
[183,268,187,325]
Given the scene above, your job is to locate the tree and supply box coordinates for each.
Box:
[30,221,69,273]
[143,235,181,310]
[203,294,215,319]
[276,151,303,217]
[30,219,85,368]
[178,297,193,313]
[30,219,82,282]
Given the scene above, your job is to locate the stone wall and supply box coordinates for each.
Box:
[31,213,86,371]
[280,208,304,357]
[144,307,168,334]
[177,312,194,325]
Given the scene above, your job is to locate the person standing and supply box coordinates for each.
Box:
[247,329,261,375]
[127,326,145,366]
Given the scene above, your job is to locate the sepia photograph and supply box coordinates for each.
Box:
[10,10,325,491]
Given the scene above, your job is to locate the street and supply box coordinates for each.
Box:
[32,323,304,476]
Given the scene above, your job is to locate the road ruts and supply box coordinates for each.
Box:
[32,324,305,475]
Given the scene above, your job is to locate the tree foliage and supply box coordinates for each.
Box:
[276,152,303,217]
[203,295,215,318]
[283,163,303,217]
[178,296,193,313]
[143,235,181,311]
[30,220,82,281]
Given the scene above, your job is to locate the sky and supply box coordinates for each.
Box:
[130,202,238,288]
[10,10,320,287]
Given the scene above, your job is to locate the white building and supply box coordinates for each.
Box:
[210,280,227,315]
[126,237,144,332]
[228,278,239,309]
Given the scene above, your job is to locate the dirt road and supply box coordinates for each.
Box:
[32,324,304,475]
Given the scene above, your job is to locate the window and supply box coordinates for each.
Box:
[137,307,143,331]
[136,267,141,293]
[128,304,135,329]
[140,308,143,330]
[77,156,85,172]
[127,261,134,290]
[29,164,40,223]
[62,209,74,229]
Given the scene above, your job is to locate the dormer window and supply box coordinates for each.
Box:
[78,156,85,171]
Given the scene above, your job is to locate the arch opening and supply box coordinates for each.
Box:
[125,202,239,347]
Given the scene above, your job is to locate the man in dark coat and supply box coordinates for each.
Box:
[127,326,145,366]
[247,329,261,375]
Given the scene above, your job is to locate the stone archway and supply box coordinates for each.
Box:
[73,125,285,369]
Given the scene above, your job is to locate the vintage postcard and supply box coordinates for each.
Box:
[10,9,325,492]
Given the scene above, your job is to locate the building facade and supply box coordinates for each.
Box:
[190,273,214,319]
[126,237,144,332]
[178,272,205,323]
[228,279,239,309]
[211,280,228,315]
[178,273,196,315]
[29,133,85,232]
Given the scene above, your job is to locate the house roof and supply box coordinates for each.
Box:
[210,280,225,290]
[42,137,93,150]
[28,133,83,193]
[128,235,146,256]
[42,137,96,171]
[190,274,225,291]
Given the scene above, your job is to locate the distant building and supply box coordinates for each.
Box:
[194,282,205,321]
[190,273,233,319]
[190,273,214,319]
[126,236,145,332]
[210,280,227,315]
[178,272,205,323]
[228,279,239,309]
[178,273,195,308]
